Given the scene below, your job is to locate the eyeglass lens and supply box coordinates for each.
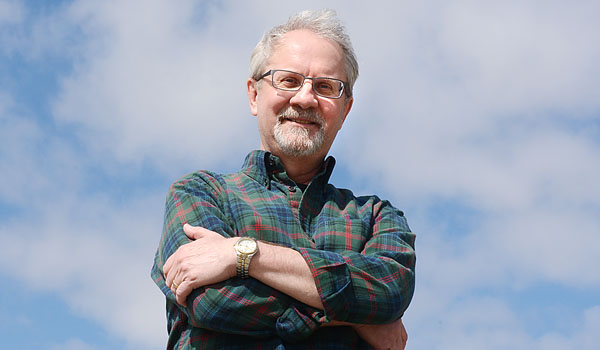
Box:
[272,70,343,98]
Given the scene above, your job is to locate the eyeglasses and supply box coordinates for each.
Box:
[257,69,347,99]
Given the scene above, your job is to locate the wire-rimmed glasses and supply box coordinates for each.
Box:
[257,69,347,99]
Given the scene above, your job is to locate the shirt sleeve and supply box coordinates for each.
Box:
[151,172,322,341]
[295,198,416,325]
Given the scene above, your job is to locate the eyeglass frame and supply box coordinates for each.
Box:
[256,69,349,99]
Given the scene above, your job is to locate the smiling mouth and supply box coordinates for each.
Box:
[283,117,319,125]
[277,107,323,127]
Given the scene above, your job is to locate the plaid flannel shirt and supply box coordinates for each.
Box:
[151,150,416,349]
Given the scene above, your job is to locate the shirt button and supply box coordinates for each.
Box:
[288,186,296,192]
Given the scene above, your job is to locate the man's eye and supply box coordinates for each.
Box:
[317,82,334,91]
[279,77,301,87]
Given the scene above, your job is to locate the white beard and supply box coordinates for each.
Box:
[273,107,325,157]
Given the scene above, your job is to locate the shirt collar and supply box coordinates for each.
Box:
[241,150,336,190]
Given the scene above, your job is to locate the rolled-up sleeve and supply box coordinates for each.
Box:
[295,199,416,324]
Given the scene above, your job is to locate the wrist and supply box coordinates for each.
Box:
[228,238,238,279]
[233,237,258,278]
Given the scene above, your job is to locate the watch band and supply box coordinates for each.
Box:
[234,237,258,278]
[237,255,250,278]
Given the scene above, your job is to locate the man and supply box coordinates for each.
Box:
[152,9,416,349]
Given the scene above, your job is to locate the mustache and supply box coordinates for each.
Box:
[277,107,323,125]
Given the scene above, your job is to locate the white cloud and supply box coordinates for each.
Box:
[0,0,83,60]
[487,206,600,287]
[0,190,167,348]
[0,0,22,25]
[52,0,263,174]
[537,306,600,349]
[51,338,98,350]
[436,0,600,115]
[406,296,600,350]
[0,96,53,205]
[0,93,166,347]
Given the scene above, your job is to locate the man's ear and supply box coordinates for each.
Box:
[340,96,354,125]
[247,79,259,116]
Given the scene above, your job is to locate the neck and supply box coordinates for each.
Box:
[276,153,325,185]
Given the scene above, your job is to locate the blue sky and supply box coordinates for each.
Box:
[1,0,599,349]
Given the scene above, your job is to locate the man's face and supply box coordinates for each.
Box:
[247,29,353,160]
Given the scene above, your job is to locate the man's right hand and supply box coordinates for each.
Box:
[352,318,408,349]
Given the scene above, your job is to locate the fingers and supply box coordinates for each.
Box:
[399,318,408,349]
[169,268,195,307]
[174,280,191,306]
[163,253,174,281]
[163,249,182,294]
[164,225,192,274]
[168,276,189,307]
[164,244,185,287]
[163,224,227,307]
[184,224,225,242]
[163,224,195,291]
[165,268,179,299]
[183,223,205,240]
[163,245,195,306]
[165,262,188,306]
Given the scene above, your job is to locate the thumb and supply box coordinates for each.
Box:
[183,223,204,240]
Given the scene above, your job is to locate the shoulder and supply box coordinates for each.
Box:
[324,183,381,206]
[167,169,229,199]
[324,183,405,217]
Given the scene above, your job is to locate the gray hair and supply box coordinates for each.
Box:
[250,9,359,97]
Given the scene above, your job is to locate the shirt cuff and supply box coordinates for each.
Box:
[295,247,355,321]
[275,305,323,341]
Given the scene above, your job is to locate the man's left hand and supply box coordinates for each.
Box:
[163,224,237,306]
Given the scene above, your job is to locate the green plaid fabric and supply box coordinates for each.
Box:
[151,150,416,349]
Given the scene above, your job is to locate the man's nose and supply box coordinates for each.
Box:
[289,81,318,108]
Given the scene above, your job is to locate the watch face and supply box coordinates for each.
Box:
[237,238,257,254]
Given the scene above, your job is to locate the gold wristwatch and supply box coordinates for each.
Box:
[233,237,258,278]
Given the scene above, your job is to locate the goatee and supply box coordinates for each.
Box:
[273,107,325,157]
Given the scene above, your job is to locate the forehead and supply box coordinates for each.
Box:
[267,30,346,78]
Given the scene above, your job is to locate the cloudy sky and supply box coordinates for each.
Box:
[1,0,599,349]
